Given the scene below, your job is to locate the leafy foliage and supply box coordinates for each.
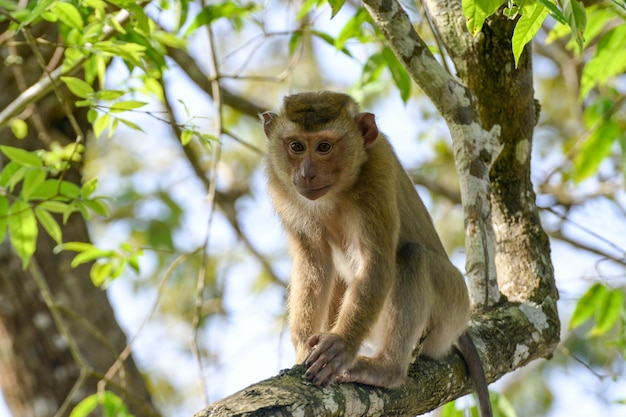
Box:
[463,0,585,67]
[570,283,624,337]
[0,145,109,268]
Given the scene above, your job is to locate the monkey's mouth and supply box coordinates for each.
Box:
[298,185,332,200]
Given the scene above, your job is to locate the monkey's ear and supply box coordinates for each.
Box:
[261,112,279,138]
[354,112,379,147]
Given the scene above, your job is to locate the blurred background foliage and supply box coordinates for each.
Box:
[0,0,625,416]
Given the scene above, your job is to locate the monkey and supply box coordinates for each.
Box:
[262,91,492,417]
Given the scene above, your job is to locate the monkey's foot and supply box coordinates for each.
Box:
[336,356,406,388]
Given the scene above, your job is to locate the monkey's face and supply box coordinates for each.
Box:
[262,102,378,203]
[282,130,343,200]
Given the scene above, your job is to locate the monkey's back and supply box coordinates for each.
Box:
[358,136,449,258]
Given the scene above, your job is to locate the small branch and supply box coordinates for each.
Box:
[409,171,462,205]
[160,80,283,287]
[545,228,626,268]
[166,47,266,118]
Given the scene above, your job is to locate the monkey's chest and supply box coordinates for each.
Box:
[329,241,363,283]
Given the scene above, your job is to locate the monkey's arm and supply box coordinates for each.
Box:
[304,215,400,387]
[287,233,336,363]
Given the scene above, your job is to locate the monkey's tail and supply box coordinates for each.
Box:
[456,332,493,417]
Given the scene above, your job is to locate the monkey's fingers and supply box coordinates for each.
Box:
[304,334,349,386]
[306,334,321,348]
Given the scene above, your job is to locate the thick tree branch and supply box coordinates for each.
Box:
[425,1,558,308]
[362,0,502,307]
[194,301,556,417]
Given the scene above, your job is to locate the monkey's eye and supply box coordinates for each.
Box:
[289,141,306,153]
[316,141,332,154]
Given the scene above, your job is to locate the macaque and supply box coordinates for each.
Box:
[262,91,492,417]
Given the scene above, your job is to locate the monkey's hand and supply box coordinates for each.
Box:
[304,333,353,387]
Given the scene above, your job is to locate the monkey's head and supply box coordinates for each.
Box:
[262,91,379,201]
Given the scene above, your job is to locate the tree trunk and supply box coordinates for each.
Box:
[0,21,158,417]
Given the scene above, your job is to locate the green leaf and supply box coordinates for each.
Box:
[71,248,115,268]
[109,117,119,138]
[56,241,97,254]
[335,8,368,50]
[96,90,125,101]
[181,130,193,146]
[50,1,84,31]
[10,119,28,139]
[61,76,94,99]
[327,0,346,18]
[312,30,352,57]
[0,145,43,167]
[360,52,386,85]
[21,169,47,201]
[382,47,411,103]
[128,252,141,274]
[288,31,302,56]
[83,199,110,217]
[69,393,98,417]
[93,114,111,138]
[153,30,188,49]
[462,0,502,36]
[561,0,586,53]
[87,109,98,123]
[111,258,127,279]
[30,179,59,200]
[591,289,624,336]
[0,161,21,187]
[40,200,71,214]
[0,196,8,244]
[580,25,626,99]
[5,166,27,193]
[58,181,80,199]
[81,178,98,198]
[15,0,55,30]
[184,1,258,36]
[100,390,132,417]
[118,118,144,132]
[297,0,322,20]
[572,119,620,182]
[535,0,566,24]
[35,206,62,245]
[440,401,462,417]
[8,200,38,269]
[512,2,550,67]
[570,283,607,329]
[92,41,146,67]
[108,100,147,113]
[90,261,113,287]
[583,7,618,48]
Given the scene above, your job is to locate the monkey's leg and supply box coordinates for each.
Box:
[335,243,431,388]
[324,278,346,331]
[420,255,470,359]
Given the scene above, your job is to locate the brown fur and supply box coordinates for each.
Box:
[263,91,491,416]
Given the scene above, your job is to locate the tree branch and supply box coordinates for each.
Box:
[362,0,502,307]
[194,301,556,417]
[166,47,266,118]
